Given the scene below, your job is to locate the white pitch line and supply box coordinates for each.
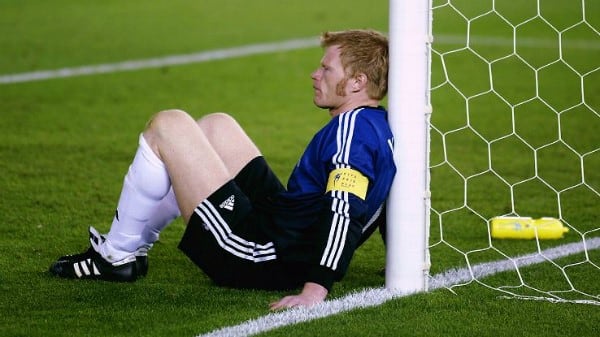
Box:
[2,34,597,85]
[0,37,320,84]
[198,236,600,337]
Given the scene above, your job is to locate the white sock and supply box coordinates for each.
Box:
[140,187,181,248]
[101,134,171,263]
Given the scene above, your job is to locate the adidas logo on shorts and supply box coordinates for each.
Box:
[219,195,235,211]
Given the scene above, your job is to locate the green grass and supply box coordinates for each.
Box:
[263,283,599,337]
[1,1,599,336]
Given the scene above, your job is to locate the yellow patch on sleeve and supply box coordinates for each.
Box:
[326,168,369,200]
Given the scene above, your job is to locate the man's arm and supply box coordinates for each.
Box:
[269,282,328,310]
[268,190,366,310]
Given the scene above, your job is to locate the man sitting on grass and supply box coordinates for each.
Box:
[50,29,396,310]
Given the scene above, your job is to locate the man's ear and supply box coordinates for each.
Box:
[351,73,368,92]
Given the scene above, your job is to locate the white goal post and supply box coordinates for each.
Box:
[385,0,433,292]
[386,0,600,304]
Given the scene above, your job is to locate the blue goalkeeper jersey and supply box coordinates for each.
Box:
[263,105,396,290]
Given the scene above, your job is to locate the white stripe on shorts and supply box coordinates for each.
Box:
[194,200,277,262]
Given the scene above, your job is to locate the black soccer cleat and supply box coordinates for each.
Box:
[134,247,149,277]
[49,227,142,282]
[49,246,139,282]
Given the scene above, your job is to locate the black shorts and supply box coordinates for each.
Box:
[177,156,307,291]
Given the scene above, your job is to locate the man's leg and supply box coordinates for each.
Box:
[135,112,259,247]
[195,112,262,178]
[49,129,176,281]
[50,109,259,281]
[196,113,285,201]
[143,110,248,222]
[106,110,255,255]
[139,187,180,248]
[100,132,172,262]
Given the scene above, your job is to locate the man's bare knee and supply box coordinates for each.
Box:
[196,112,238,133]
[147,109,191,132]
[144,109,197,154]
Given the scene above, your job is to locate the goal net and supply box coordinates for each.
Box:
[424,0,600,304]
